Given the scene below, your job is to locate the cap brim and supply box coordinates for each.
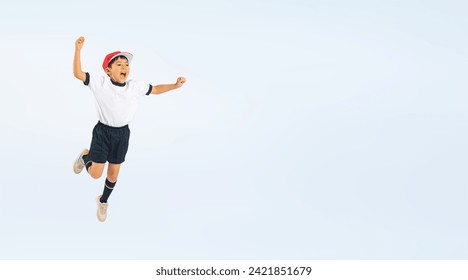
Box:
[110,52,133,64]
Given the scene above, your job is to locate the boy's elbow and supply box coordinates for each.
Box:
[74,71,86,82]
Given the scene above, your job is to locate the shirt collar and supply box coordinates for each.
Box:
[110,79,126,87]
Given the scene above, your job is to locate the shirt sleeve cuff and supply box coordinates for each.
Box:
[83,72,90,86]
[146,84,153,95]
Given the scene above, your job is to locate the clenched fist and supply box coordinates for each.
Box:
[75,36,85,51]
[175,77,186,88]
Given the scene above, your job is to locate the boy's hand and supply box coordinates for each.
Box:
[75,36,85,51]
[175,77,186,88]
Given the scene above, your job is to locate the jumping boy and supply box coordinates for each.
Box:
[72,36,186,222]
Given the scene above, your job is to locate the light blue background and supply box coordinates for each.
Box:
[0,0,467,259]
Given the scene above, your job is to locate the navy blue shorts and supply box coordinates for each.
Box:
[88,122,130,164]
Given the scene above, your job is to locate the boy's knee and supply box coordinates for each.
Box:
[87,162,105,179]
[107,175,118,182]
[89,168,103,179]
[90,172,102,180]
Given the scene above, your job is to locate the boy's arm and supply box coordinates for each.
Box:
[73,36,86,82]
[151,77,186,94]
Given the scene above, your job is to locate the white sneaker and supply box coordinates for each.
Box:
[73,149,88,174]
[96,195,109,222]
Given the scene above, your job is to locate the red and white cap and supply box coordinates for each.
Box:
[102,51,133,72]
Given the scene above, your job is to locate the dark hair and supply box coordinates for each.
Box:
[108,55,128,68]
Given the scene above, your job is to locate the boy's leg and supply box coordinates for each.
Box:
[87,122,110,180]
[96,124,129,222]
[106,163,121,183]
[100,163,121,203]
[74,123,109,179]
[88,162,106,179]
[96,163,121,222]
[74,149,106,179]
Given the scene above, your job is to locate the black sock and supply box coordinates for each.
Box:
[82,154,92,171]
[100,178,116,203]
[85,161,93,172]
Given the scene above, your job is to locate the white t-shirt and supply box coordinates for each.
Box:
[84,73,152,127]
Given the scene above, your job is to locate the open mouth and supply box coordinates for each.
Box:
[120,73,127,78]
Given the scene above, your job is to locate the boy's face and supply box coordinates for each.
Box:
[106,57,130,84]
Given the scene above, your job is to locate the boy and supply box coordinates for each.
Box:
[72,36,186,222]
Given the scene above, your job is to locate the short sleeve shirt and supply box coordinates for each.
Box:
[84,73,152,127]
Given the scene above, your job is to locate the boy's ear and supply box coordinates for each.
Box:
[106,67,111,76]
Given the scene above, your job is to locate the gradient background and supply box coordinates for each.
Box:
[0,0,467,259]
